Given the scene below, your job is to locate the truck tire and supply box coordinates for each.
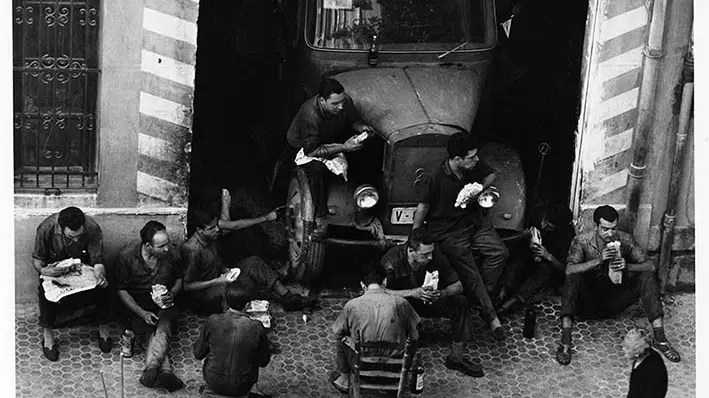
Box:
[286,168,326,283]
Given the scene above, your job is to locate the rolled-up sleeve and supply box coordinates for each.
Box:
[414,173,433,204]
[182,244,201,283]
[115,252,132,291]
[86,223,104,266]
[301,118,323,155]
[31,222,52,264]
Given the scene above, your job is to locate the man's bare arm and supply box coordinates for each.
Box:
[565,259,602,275]
[33,258,69,277]
[439,281,463,298]
[481,173,497,190]
[626,259,655,273]
[118,290,146,316]
[184,276,226,292]
[218,212,275,231]
[412,203,429,230]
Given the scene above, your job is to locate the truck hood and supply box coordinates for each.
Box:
[332,66,486,142]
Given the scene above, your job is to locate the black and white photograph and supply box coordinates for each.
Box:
[5,0,701,396]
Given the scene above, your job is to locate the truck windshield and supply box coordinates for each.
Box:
[310,0,487,51]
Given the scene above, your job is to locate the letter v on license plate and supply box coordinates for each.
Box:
[390,207,417,224]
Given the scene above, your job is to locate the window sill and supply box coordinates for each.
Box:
[14,193,98,209]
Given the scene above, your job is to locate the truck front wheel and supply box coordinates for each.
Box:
[286,168,326,283]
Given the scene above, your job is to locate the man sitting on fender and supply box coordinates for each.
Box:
[382,227,485,378]
[276,77,374,238]
[413,132,508,341]
[182,208,314,313]
[555,205,680,365]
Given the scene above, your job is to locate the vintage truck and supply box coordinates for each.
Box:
[276,0,526,282]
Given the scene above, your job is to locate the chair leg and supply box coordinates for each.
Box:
[350,371,361,398]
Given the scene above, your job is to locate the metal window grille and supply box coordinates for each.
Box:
[13,0,100,192]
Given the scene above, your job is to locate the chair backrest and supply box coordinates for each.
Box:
[350,330,417,398]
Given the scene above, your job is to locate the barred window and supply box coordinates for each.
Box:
[13,0,100,192]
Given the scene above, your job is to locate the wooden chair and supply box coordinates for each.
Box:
[350,331,417,398]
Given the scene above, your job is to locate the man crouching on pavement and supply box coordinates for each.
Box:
[556,205,680,365]
[383,227,485,377]
[193,284,272,397]
[329,262,420,393]
[116,221,185,391]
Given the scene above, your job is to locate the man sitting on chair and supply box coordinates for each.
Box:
[329,262,420,393]
[382,227,485,377]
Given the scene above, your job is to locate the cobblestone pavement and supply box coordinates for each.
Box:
[16,293,694,398]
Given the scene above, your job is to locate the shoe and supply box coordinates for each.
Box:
[158,371,185,392]
[328,370,348,394]
[654,340,681,362]
[41,338,59,362]
[492,325,507,342]
[139,367,159,388]
[555,343,572,366]
[97,332,113,353]
[444,356,484,377]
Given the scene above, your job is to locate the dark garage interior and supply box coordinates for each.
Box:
[188,0,590,287]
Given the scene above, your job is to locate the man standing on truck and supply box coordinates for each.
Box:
[277,77,374,238]
[413,132,508,341]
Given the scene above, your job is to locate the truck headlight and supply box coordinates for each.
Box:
[354,184,379,209]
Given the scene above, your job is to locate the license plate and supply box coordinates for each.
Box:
[390,207,417,224]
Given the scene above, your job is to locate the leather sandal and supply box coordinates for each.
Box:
[654,340,681,362]
[555,343,572,365]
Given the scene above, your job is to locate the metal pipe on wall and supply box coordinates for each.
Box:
[657,33,693,292]
[625,0,668,232]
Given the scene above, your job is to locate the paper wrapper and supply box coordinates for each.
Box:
[294,148,349,181]
[454,183,483,208]
[41,265,98,303]
[245,300,271,328]
[606,241,623,284]
[422,270,439,291]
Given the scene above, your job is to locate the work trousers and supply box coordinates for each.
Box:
[408,294,475,343]
[561,270,664,321]
[186,256,281,315]
[437,223,509,323]
[37,282,110,328]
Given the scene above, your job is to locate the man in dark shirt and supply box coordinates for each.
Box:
[329,262,420,392]
[555,205,680,366]
[194,284,271,397]
[382,228,485,378]
[116,221,185,391]
[413,132,508,341]
[182,208,314,313]
[276,78,373,236]
[496,200,576,314]
[32,206,111,361]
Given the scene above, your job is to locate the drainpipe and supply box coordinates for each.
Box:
[657,33,693,293]
[625,0,668,232]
